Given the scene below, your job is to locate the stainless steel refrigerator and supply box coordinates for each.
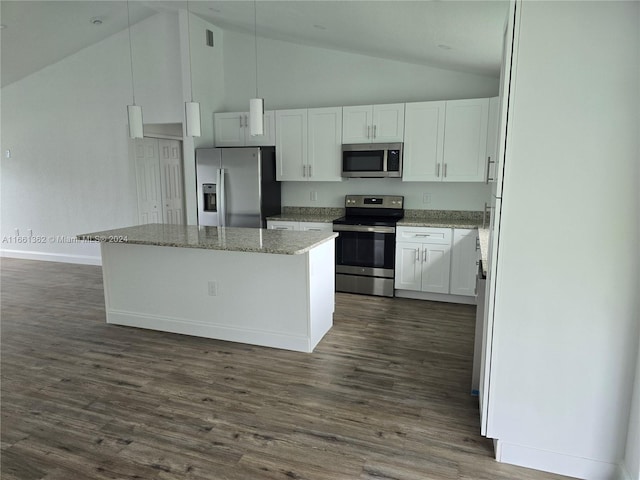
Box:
[196,147,281,228]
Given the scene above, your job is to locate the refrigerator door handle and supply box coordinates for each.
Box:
[217,168,226,227]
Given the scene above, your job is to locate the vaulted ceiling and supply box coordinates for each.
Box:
[0,0,508,88]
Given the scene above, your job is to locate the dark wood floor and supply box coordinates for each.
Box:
[1,258,570,480]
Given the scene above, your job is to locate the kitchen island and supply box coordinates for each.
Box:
[78,224,337,353]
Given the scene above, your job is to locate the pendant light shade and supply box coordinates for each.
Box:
[249,98,264,136]
[126,0,143,139]
[127,104,144,139]
[249,0,264,137]
[185,101,201,137]
[184,0,201,137]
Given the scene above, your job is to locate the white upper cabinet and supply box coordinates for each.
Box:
[442,98,489,182]
[307,107,343,182]
[485,97,500,183]
[402,101,446,182]
[214,111,275,147]
[342,103,405,143]
[276,109,308,181]
[276,107,342,182]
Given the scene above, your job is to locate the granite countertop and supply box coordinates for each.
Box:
[77,224,338,255]
[266,207,344,223]
[397,210,486,229]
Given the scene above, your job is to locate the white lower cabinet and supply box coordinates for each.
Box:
[450,229,480,296]
[395,226,478,299]
[267,220,333,232]
[395,227,452,294]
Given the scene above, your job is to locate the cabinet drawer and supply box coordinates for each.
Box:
[266,221,298,231]
[299,222,333,232]
[396,227,452,245]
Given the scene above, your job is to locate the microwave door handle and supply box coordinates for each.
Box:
[383,149,388,173]
[217,168,226,227]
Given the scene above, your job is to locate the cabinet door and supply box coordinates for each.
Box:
[308,107,343,182]
[443,98,489,182]
[299,222,333,232]
[214,112,246,147]
[372,103,405,143]
[245,111,276,147]
[402,101,446,181]
[342,105,373,144]
[485,97,500,183]
[421,244,451,294]
[395,242,423,291]
[276,109,308,181]
[450,229,479,296]
[266,221,298,231]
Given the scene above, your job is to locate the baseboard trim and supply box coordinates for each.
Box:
[496,440,619,480]
[395,289,476,305]
[0,249,101,266]
[107,309,315,353]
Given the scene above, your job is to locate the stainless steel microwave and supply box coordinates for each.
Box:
[341,143,403,178]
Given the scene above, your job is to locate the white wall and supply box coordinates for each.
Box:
[222,30,499,111]
[222,29,498,210]
[488,1,640,478]
[0,12,183,264]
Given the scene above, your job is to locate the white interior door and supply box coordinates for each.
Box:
[134,139,163,224]
[159,139,185,225]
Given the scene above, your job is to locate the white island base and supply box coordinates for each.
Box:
[100,240,334,353]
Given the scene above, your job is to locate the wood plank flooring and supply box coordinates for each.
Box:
[1,258,571,480]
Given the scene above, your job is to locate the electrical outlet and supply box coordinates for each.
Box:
[423,193,432,204]
[5,149,11,159]
[310,191,318,202]
[207,281,218,296]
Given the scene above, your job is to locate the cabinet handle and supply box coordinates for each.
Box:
[476,237,480,251]
[436,164,441,177]
[486,156,496,184]
[302,165,306,177]
[423,248,427,263]
[373,125,377,138]
[415,249,419,262]
[444,163,448,178]
[308,165,312,177]
[240,115,243,128]
[367,125,371,139]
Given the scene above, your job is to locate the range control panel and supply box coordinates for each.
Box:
[344,195,404,209]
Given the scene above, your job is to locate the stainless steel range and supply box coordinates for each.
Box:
[333,195,404,297]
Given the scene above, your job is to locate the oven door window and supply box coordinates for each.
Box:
[342,150,384,172]
[336,231,395,269]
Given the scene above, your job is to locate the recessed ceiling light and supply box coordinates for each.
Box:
[90,17,103,26]
[438,44,452,50]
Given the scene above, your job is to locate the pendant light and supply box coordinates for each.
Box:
[185,0,201,137]
[249,0,264,136]
[126,0,143,139]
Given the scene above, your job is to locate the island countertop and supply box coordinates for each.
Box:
[78,223,338,255]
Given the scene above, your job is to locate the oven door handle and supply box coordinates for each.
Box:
[333,225,395,234]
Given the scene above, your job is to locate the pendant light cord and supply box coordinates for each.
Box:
[254,0,259,98]
[126,0,136,105]
[187,0,194,102]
